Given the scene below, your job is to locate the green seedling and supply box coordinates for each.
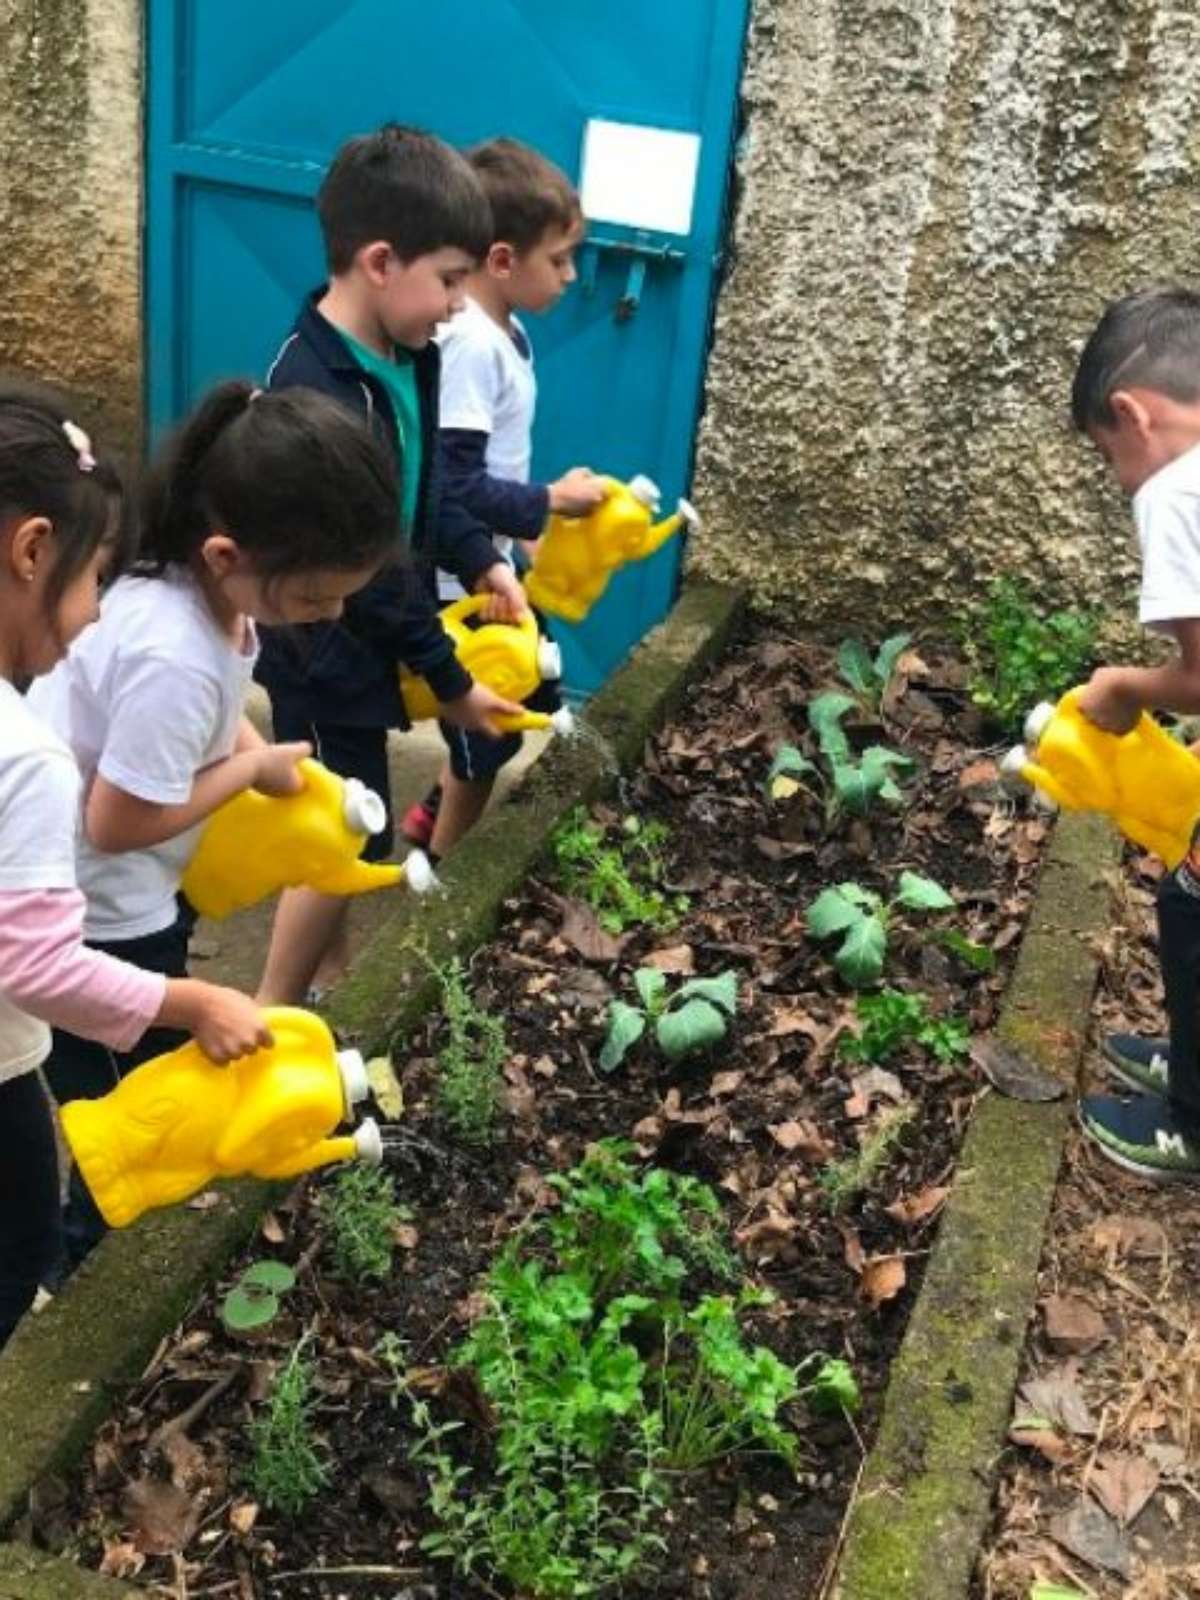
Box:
[552,807,687,934]
[600,968,738,1071]
[435,957,507,1147]
[246,1334,329,1515]
[798,1353,862,1416]
[220,1259,297,1333]
[965,578,1098,736]
[836,632,912,714]
[319,1161,406,1284]
[766,692,913,825]
[807,872,955,988]
[838,988,970,1065]
[819,1104,916,1213]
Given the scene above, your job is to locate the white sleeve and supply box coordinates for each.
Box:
[438,326,503,435]
[97,653,223,805]
[1139,494,1200,626]
[0,749,79,892]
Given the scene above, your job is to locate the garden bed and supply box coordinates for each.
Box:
[39,619,1049,1600]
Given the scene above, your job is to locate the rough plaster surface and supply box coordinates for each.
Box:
[693,0,1200,640]
[0,0,142,449]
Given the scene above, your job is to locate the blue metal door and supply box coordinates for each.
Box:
[146,2,749,693]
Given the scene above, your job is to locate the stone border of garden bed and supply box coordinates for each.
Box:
[0,582,745,1594]
[832,811,1120,1600]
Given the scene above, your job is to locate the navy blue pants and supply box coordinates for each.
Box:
[0,1070,61,1349]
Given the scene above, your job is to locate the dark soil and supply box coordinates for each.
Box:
[43,619,1048,1600]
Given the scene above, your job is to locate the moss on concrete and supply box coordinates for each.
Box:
[833,812,1120,1600]
[0,1544,136,1600]
[0,582,743,1556]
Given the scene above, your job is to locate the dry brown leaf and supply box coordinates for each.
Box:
[850,1066,906,1107]
[861,1254,906,1308]
[1048,1497,1133,1578]
[122,1478,202,1555]
[843,1090,870,1120]
[1018,1365,1097,1437]
[769,1005,824,1040]
[556,897,629,963]
[1042,1294,1109,1356]
[1008,1424,1073,1466]
[837,1220,865,1274]
[1089,1214,1169,1261]
[229,1501,259,1536]
[735,1211,797,1262]
[259,1211,285,1245]
[709,1070,744,1097]
[886,1185,950,1227]
[1089,1452,1161,1526]
[768,1119,833,1159]
[160,1430,205,1490]
[392,1221,419,1250]
[99,1541,145,1579]
[185,1191,221,1212]
[958,758,999,789]
[643,944,695,974]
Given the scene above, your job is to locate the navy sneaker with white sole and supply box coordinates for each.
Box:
[1102,1034,1170,1097]
[1081,1092,1200,1180]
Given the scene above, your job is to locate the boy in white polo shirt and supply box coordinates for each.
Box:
[1072,284,1200,1178]
[402,138,607,856]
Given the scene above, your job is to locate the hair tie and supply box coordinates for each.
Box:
[62,419,96,472]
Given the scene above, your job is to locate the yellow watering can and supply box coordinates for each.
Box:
[400,593,575,735]
[182,758,434,919]
[1002,686,1200,867]
[60,1008,380,1229]
[524,474,700,625]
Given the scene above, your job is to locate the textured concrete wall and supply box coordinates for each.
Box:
[0,0,143,449]
[693,0,1200,637]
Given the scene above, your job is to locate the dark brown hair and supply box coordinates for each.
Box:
[467,137,582,254]
[1072,285,1200,431]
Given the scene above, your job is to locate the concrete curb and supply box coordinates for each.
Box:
[832,812,1119,1600]
[0,583,745,1590]
[0,1545,137,1600]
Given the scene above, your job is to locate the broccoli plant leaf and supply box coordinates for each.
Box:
[240,1260,297,1293]
[766,744,816,802]
[836,638,876,698]
[634,967,668,1012]
[873,632,912,690]
[600,1001,647,1073]
[894,871,955,912]
[936,928,997,972]
[221,1284,281,1332]
[835,915,887,988]
[656,998,728,1062]
[807,886,865,939]
[676,970,738,1014]
[807,692,857,764]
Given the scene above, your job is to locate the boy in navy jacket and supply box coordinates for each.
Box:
[255,124,522,1003]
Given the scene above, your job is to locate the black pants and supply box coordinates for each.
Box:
[1157,861,1200,1119]
[44,916,190,1278]
[0,1071,61,1350]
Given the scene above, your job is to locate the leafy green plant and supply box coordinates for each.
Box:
[552,808,687,934]
[966,579,1098,736]
[819,1104,916,1213]
[766,692,913,824]
[220,1259,296,1333]
[600,968,738,1072]
[838,988,970,1065]
[799,1353,862,1416]
[246,1335,329,1515]
[807,872,955,987]
[318,1162,405,1284]
[435,957,507,1147]
[835,632,912,714]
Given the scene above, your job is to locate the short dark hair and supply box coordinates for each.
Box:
[317,123,493,274]
[139,380,401,580]
[467,137,581,254]
[0,377,133,629]
[1072,285,1200,431]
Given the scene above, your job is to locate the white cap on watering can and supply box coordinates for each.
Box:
[550,707,576,736]
[628,474,660,510]
[404,849,439,895]
[538,638,563,681]
[999,745,1030,787]
[337,1047,369,1108]
[354,1118,383,1165]
[1024,702,1056,748]
[342,778,387,836]
[677,497,702,533]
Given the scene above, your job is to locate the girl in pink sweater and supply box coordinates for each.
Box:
[0,384,270,1349]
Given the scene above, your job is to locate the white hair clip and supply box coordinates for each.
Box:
[62,419,96,473]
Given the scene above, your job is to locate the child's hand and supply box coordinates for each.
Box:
[475,563,529,623]
[253,741,311,797]
[548,467,609,517]
[191,984,274,1063]
[439,681,524,737]
[1077,668,1141,734]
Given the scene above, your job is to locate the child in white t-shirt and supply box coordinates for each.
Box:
[403,138,607,857]
[29,378,402,1274]
[1071,285,1200,1179]
[0,383,276,1346]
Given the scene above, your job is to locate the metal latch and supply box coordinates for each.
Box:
[578,230,687,322]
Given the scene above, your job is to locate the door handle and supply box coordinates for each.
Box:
[579,230,687,322]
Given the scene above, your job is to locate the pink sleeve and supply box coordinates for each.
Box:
[0,888,167,1052]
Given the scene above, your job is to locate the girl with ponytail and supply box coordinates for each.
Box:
[29,379,400,1276]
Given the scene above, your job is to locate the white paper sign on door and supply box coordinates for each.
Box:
[579,118,701,236]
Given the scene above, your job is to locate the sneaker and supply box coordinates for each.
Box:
[401,787,441,849]
[1081,1092,1200,1179]
[1102,1034,1170,1097]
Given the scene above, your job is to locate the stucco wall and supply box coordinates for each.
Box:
[0,0,143,449]
[692,0,1200,636]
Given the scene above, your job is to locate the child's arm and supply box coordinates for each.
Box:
[0,888,270,1061]
[1078,619,1200,732]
